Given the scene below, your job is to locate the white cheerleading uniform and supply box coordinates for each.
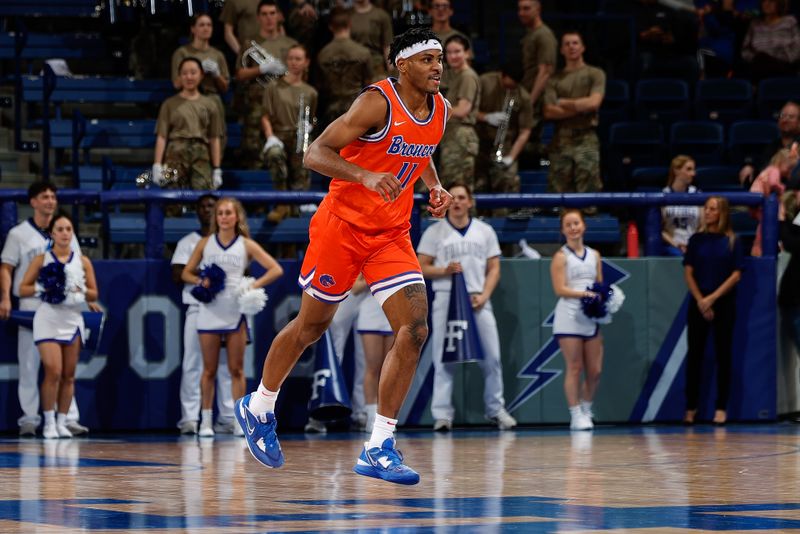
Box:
[1,219,81,426]
[171,232,233,427]
[417,218,507,422]
[662,185,701,247]
[33,251,85,345]
[553,245,600,338]
[196,234,248,335]
[326,291,366,417]
[356,294,392,335]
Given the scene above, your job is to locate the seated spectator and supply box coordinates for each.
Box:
[749,147,797,256]
[697,0,753,77]
[662,155,702,256]
[153,58,223,192]
[741,0,800,82]
[740,101,800,187]
[634,0,701,84]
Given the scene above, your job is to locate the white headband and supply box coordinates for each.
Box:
[396,39,442,60]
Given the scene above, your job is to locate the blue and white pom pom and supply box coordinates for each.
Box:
[581,282,625,324]
[37,262,66,304]
[63,259,87,306]
[190,263,226,303]
[237,276,267,315]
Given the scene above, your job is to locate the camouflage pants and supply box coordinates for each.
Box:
[264,133,310,191]
[164,138,212,190]
[475,138,520,194]
[438,124,479,190]
[240,83,267,170]
[208,92,227,155]
[547,130,602,194]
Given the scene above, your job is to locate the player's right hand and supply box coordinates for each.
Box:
[0,298,10,320]
[444,261,462,275]
[362,171,401,202]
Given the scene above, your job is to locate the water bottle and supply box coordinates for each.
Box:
[627,221,639,258]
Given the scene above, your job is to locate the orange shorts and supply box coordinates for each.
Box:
[299,204,424,306]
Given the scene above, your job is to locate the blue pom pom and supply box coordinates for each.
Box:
[38,262,66,304]
[192,263,226,303]
[580,282,614,319]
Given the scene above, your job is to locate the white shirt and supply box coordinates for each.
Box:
[417,218,501,293]
[1,218,81,298]
[171,231,202,305]
[662,185,701,247]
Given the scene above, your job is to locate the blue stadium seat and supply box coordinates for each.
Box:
[420,215,621,244]
[606,121,665,190]
[224,169,273,191]
[669,121,725,165]
[630,166,668,191]
[519,170,548,194]
[634,79,691,128]
[599,79,630,144]
[0,33,104,60]
[269,215,313,244]
[757,77,800,120]
[108,215,276,246]
[695,165,742,192]
[694,78,753,125]
[0,1,98,17]
[728,120,779,166]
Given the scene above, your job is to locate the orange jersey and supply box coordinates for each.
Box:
[323,77,448,231]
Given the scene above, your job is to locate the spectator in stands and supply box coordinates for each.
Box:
[0,183,88,437]
[171,13,229,153]
[633,0,701,83]
[739,101,800,187]
[741,0,800,82]
[181,198,284,437]
[350,0,394,80]
[356,289,394,434]
[154,57,223,191]
[286,0,319,53]
[261,44,318,223]
[235,0,299,170]
[542,31,605,195]
[749,147,796,256]
[475,62,533,206]
[19,212,99,439]
[315,7,374,130]
[417,182,517,432]
[429,0,468,47]
[697,0,752,78]
[517,0,557,156]
[171,194,235,435]
[220,0,261,56]
[662,155,701,256]
[683,196,744,425]
[439,35,481,190]
[550,209,604,431]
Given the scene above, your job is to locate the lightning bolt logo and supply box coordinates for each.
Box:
[506,258,631,414]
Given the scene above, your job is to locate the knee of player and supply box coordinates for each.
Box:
[400,318,428,351]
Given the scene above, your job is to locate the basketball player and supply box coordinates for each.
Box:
[235,27,453,485]
[0,182,88,437]
[417,182,517,432]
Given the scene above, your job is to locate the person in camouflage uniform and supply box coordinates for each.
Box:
[429,0,468,48]
[316,7,374,131]
[475,63,533,203]
[235,0,299,169]
[542,31,605,194]
[351,0,394,81]
[438,35,481,190]
[261,44,318,222]
[171,13,230,154]
[154,58,223,191]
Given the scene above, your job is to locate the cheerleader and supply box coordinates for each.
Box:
[19,213,99,439]
[550,209,603,431]
[181,197,284,437]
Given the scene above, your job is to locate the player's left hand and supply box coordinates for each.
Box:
[427,185,453,218]
[88,302,103,313]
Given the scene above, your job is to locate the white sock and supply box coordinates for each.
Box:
[365,404,377,432]
[580,400,594,416]
[569,405,582,419]
[367,413,397,449]
[43,410,55,426]
[201,409,213,427]
[248,382,279,415]
[56,413,68,426]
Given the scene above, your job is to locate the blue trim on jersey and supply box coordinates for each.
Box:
[304,287,350,304]
[565,245,588,261]
[35,328,82,346]
[49,250,74,265]
[372,276,425,296]
[446,217,472,237]
[554,326,599,340]
[214,234,240,251]
[368,270,424,288]
[387,77,436,125]
[27,218,50,242]
[357,85,392,143]
[197,315,248,337]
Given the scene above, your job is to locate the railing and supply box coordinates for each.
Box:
[0,190,779,259]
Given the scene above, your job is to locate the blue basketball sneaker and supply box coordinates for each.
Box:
[234,394,284,468]
[353,437,420,485]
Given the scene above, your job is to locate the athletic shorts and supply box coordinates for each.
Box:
[298,203,424,306]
